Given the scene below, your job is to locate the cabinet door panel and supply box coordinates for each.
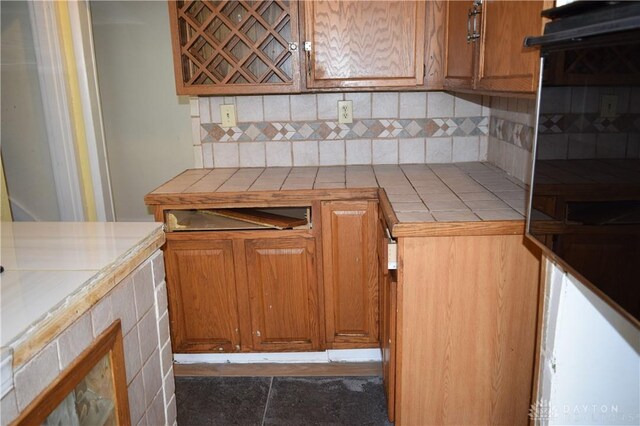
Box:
[245,237,320,351]
[476,0,546,92]
[168,0,302,95]
[165,238,240,352]
[322,201,378,346]
[444,0,476,89]
[305,1,425,88]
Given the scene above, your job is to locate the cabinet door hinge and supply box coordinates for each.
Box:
[304,41,312,52]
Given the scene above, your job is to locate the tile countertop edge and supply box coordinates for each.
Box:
[7,226,166,369]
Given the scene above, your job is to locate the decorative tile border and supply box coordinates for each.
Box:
[538,113,640,134]
[201,117,489,143]
[490,116,535,152]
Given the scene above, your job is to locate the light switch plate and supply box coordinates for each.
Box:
[338,100,353,124]
[220,104,237,128]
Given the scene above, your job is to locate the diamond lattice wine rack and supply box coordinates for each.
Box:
[169,0,302,95]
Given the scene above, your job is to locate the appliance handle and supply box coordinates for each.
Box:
[524,15,640,47]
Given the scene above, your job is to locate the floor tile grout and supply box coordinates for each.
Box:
[261,376,274,426]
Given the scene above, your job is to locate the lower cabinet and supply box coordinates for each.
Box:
[165,237,241,352]
[394,234,541,425]
[245,237,321,351]
[165,232,320,353]
[321,201,379,347]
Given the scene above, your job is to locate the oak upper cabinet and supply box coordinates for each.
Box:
[303,1,426,88]
[443,0,476,90]
[321,201,379,347]
[165,236,241,352]
[475,0,548,92]
[244,236,321,351]
[444,0,548,93]
[168,0,302,95]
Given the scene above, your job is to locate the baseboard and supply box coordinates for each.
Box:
[174,348,382,365]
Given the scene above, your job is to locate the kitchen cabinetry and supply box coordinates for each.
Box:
[165,230,321,353]
[321,201,379,347]
[168,0,302,95]
[245,236,321,351]
[393,235,541,425]
[444,0,549,93]
[168,0,438,94]
[304,1,426,88]
[165,236,241,352]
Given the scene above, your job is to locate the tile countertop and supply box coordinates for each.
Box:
[145,163,528,236]
[0,222,165,351]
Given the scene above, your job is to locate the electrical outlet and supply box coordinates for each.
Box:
[600,95,618,118]
[220,104,237,128]
[338,100,353,124]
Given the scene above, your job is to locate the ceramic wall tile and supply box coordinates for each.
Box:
[266,141,293,167]
[291,94,317,121]
[427,92,454,117]
[293,141,319,166]
[317,93,343,120]
[13,342,59,410]
[133,263,154,319]
[426,137,452,163]
[57,313,92,369]
[372,92,399,118]
[372,139,398,164]
[123,325,142,384]
[452,136,480,162]
[138,309,158,364]
[142,350,162,407]
[399,138,425,164]
[399,92,427,119]
[91,295,114,338]
[319,140,346,165]
[346,139,372,165]
[264,95,291,121]
[345,92,372,119]
[236,95,264,122]
[239,142,266,167]
[213,142,239,168]
[455,93,482,117]
[128,372,146,425]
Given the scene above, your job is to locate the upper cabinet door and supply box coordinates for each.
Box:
[475,0,547,93]
[168,0,302,95]
[443,0,476,90]
[304,1,426,89]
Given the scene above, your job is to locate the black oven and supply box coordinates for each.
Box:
[525,1,640,324]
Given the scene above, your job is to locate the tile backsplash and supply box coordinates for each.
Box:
[487,96,537,184]
[190,92,491,168]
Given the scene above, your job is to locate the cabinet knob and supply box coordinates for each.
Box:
[288,42,298,52]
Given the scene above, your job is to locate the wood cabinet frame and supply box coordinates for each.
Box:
[12,321,130,426]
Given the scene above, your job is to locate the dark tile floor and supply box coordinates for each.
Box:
[176,376,393,426]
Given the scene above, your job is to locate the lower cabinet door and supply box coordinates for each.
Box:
[165,237,241,352]
[244,236,320,351]
[322,201,379,346]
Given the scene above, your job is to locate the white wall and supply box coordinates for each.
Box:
[90,1,192,221]
[537,259,640,425]
[1,1,60,221]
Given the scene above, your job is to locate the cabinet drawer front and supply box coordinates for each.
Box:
[165,238,241,352]
[244,237,320,351]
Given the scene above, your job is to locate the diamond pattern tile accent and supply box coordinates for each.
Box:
[202,116,489,142]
